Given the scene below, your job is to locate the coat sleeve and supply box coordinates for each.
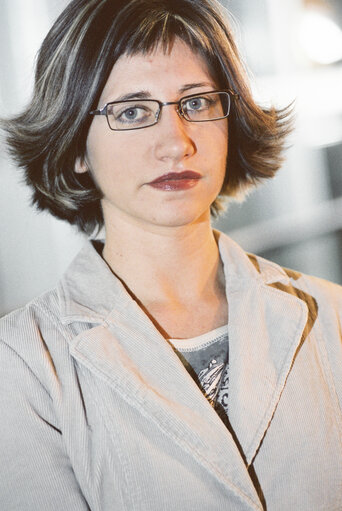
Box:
[0,339,90,511]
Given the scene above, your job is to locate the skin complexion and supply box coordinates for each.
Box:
[79,39,228,230]
[76,39,229,338]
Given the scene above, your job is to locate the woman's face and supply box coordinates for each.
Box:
[80,38,228,231]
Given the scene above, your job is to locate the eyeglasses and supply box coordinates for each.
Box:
[89,90,238,131]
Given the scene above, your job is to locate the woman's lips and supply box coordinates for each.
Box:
[148,171,202,191]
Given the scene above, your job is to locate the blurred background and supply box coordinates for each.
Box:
[0,0,342,316]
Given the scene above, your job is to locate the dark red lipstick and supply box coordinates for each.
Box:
[149,171,202,191]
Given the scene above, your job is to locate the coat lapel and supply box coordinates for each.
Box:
[226,276,308,464]
[69,297,263,510]
[218,234,309,464]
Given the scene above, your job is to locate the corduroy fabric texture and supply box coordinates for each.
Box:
[1,231,342,510]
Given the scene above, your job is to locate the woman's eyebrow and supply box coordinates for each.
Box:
[114,91,152,101]
[113,82,215,102]
[179,82,215,93]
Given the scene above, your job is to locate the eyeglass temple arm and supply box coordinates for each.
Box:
[227,89,240,100]
[89,106,106,116]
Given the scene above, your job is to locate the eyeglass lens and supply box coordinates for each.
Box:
[106,92,230,130]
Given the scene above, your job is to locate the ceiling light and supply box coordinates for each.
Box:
[299,10,342,65]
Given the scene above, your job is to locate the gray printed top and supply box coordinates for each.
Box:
[169,325,229,426]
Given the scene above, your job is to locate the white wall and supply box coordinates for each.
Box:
[0,0,84,316]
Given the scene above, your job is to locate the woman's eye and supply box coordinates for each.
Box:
[122,108,139,120]
[184,97,209,111]
[110,103,155,125]
[118,106,148,122]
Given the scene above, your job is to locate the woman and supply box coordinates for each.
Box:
[1,0,341,509]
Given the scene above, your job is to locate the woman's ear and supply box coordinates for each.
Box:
[74,157,89,174]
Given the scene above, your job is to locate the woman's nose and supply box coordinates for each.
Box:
[153,107,196,163]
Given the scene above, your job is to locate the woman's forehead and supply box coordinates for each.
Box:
[98,39,216,102]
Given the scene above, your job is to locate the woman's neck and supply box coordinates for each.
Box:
[102,215,225,308]
[102,215,227,339]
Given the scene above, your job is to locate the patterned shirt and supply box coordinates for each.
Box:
[169,325,229,425]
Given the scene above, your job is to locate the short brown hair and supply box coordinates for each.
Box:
[2,0,292,235]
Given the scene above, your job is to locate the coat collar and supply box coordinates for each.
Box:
[58,231,293,324]
[59,231,309,508]
[58,240,131,324]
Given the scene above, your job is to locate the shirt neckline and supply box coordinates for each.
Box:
[169,324,228,349]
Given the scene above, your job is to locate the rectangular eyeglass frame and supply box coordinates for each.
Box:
[89,89,239,131]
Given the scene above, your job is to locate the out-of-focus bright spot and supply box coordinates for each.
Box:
[299,10,342,65]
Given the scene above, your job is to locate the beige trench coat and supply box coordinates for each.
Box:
[1,231,342,510]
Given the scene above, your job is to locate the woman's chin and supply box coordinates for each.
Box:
[144,206,211,230]
[102,197,212,232]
